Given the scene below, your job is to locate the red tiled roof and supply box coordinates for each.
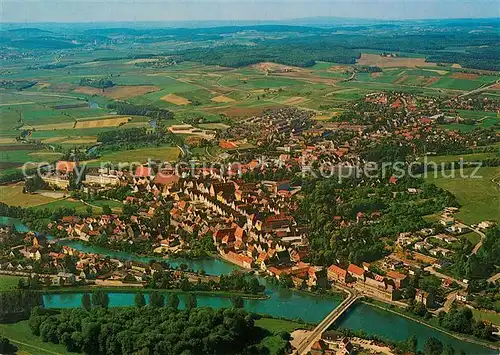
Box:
[227,251,252,265]
[154,174,179,186]
[387,271,407,280]
[135,166,152,178]
[328,264,347,278]
[347,264,364,276]
[56,161,76,173]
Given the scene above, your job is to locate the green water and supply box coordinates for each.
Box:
[336,303,497,354]
[2,217,496,354]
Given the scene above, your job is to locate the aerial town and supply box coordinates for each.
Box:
[0,9,499,355]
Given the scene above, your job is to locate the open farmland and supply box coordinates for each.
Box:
[74,116,131,129]
[357,53,440,68]
[91,145,181,165]
[211,95,235,103]
[161,93,192,105]
[74,85,160,99]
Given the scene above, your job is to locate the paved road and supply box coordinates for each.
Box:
[424,266,468,288]
[294,289,357,355]
[470,227,486,255]
[459,79,500,98]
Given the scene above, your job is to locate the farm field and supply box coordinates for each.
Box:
[0,38,498,180]
[90,145,181,165]
[0,184,58,207]
[425,167,500,224]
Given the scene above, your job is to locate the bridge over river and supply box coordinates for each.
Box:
[294,289,359,355]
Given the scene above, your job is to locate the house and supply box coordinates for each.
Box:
[338,337,354,355]
[308,267,328,288]
[225,251,253,269]
[429,247,452,257]
[28,247,41,261]
[310,339,328,355]
[52,272,76,286]
[386,271,408,289]
[56,160,76,173]
[440,216,454,227]
[415,289,435,308]
[327,264,347,283]
[347,264,365,281]
[455,292,469,302]
[478,221,493,229]
[135,166,153,178]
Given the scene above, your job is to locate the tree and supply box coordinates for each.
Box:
[166,293,179,310]
[185,293,197,310]
[81,293,91,311]
[442,343,455,355]
[134,293,146,308]
[231,296,244,309]
[102,205,112,215]
[279,274,293,289]
[423,337,443,355]
[149,292,164,308]
[0,335,16,354]
[179,278,191,291]
[406,334,418,353]
[91,290,109,308]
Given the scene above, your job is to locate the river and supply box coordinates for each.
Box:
[1,217,495,354]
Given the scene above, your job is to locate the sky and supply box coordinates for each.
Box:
[1,0,499,23]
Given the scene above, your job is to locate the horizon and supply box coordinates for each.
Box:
[2,0,499,24]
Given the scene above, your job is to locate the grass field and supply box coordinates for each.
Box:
[92,145,181,165]
[0,184,57,207]
[422,152,499,164]
[461,231,482,246]
[0,321,72,355]
[255,317,308,333]
[425,167,500,224]
[255,317,308,355]
[0,275,24,291]
[32,199,102,214]
[472,309,500,326]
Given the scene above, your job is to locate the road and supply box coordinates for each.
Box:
[424,266,468,288]
[487,272,500,284]
[435,290,458,314]
[470,227,486,255]
[294,289,358,355]
[459,79,500,98]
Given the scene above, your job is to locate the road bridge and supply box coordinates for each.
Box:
[294,290,358,355]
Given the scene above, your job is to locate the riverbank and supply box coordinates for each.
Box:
[39,286,269,300]
[1,216,495,354]
[364,299,500,351]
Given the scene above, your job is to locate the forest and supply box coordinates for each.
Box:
[107,102,174,120]
[177,42,360,68]
[28,305,281,355]
[0,290,44,322]
[79,78,115,89]
[298,175,458,266]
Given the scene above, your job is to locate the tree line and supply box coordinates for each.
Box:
[107,102,174,120]
[28,304,266,354]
